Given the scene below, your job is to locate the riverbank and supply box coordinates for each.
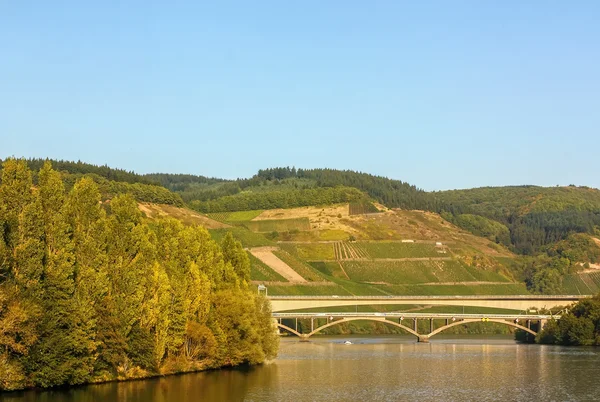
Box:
[4,337,599,401]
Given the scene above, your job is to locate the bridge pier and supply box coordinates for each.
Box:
[418,335,430,343]
[299,335,310,342]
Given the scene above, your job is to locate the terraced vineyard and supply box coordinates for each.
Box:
[271,250,325,282]
[359,241,443,258]
[562,272,600,294]
[279,243,336,260]
[208,227,274,247]
[334,241,369,260]
[200,204,528,296]
[206,210,264,223]
[349,201,380,215]
[243,217,310,233]
[341,260,489,284]
[309,261,349,279]
[248,252,287,282]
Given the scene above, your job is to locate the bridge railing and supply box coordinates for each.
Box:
[268,295,583,301]
[272,312,557,320]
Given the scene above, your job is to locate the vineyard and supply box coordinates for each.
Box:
[341,260,499,285]
[367,283,530,296]
[349,201,380,215]
[562,272,600,294]
[208,227,274,248]
[334,241,369,260]
[271,250,325,282]
[206,209,264,223]
[248,252,288,282]
[359,241,443,258]
[309,261,349,279]
[243,217,310,233]
[279,243,336,260]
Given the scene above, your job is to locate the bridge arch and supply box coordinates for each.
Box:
[306,317,420,339]
[275,323,303,338]
[427,319,538,339]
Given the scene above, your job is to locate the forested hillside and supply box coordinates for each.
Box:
[4,159,600,296]
[0,159,278,391]
[435,186,600,254]
[0,158,185,207]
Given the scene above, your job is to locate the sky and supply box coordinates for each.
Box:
[1,1,599,190]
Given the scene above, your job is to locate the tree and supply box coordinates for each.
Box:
[221,232,250,285]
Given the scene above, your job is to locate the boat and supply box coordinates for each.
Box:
[344,341,353,345]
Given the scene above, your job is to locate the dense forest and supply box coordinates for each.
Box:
[0,159,278,391]
[435,186,600,255]
[19,158,159,186]
[189,186,366,213]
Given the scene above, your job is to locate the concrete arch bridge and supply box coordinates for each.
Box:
[273,312,557,343]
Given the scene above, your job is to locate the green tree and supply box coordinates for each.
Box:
[221,232,251,285]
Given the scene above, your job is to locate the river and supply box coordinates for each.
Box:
[2,336,599,401]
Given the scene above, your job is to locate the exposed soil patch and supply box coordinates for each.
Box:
[253,204,361,234]
[249,247,307,283]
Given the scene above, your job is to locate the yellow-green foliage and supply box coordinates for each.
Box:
[0,159,278,391]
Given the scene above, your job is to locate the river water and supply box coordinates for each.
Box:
[2,336,600,402]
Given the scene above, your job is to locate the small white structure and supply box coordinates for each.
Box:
[435,242,443,247]
[401,240,414,243]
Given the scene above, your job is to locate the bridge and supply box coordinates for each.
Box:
[268,295,585,313]
[272,312,557,343]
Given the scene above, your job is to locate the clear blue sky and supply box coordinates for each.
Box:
[1,1,599,190]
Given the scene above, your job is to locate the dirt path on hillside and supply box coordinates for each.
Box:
[249,247,307,283]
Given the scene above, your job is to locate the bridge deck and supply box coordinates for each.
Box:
[273,312,556,320]
[268,295,584,312]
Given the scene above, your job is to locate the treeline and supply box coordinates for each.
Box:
[62,173,185,207]
[255,167,437,210]
[189,186,365,213]
[534,294,600,345]
[0,159,278,391]
[0,159,185,207]
[436,186,600,255]
[17,158,159,186]
[144,173,225,192]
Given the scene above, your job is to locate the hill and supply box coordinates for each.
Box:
[157,201,527,297]
[4,158,600,296]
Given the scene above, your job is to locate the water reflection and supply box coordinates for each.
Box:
[2,336,600,402]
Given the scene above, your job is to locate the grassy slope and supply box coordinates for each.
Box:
[140,200,527,296]
[138,203,227,229]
